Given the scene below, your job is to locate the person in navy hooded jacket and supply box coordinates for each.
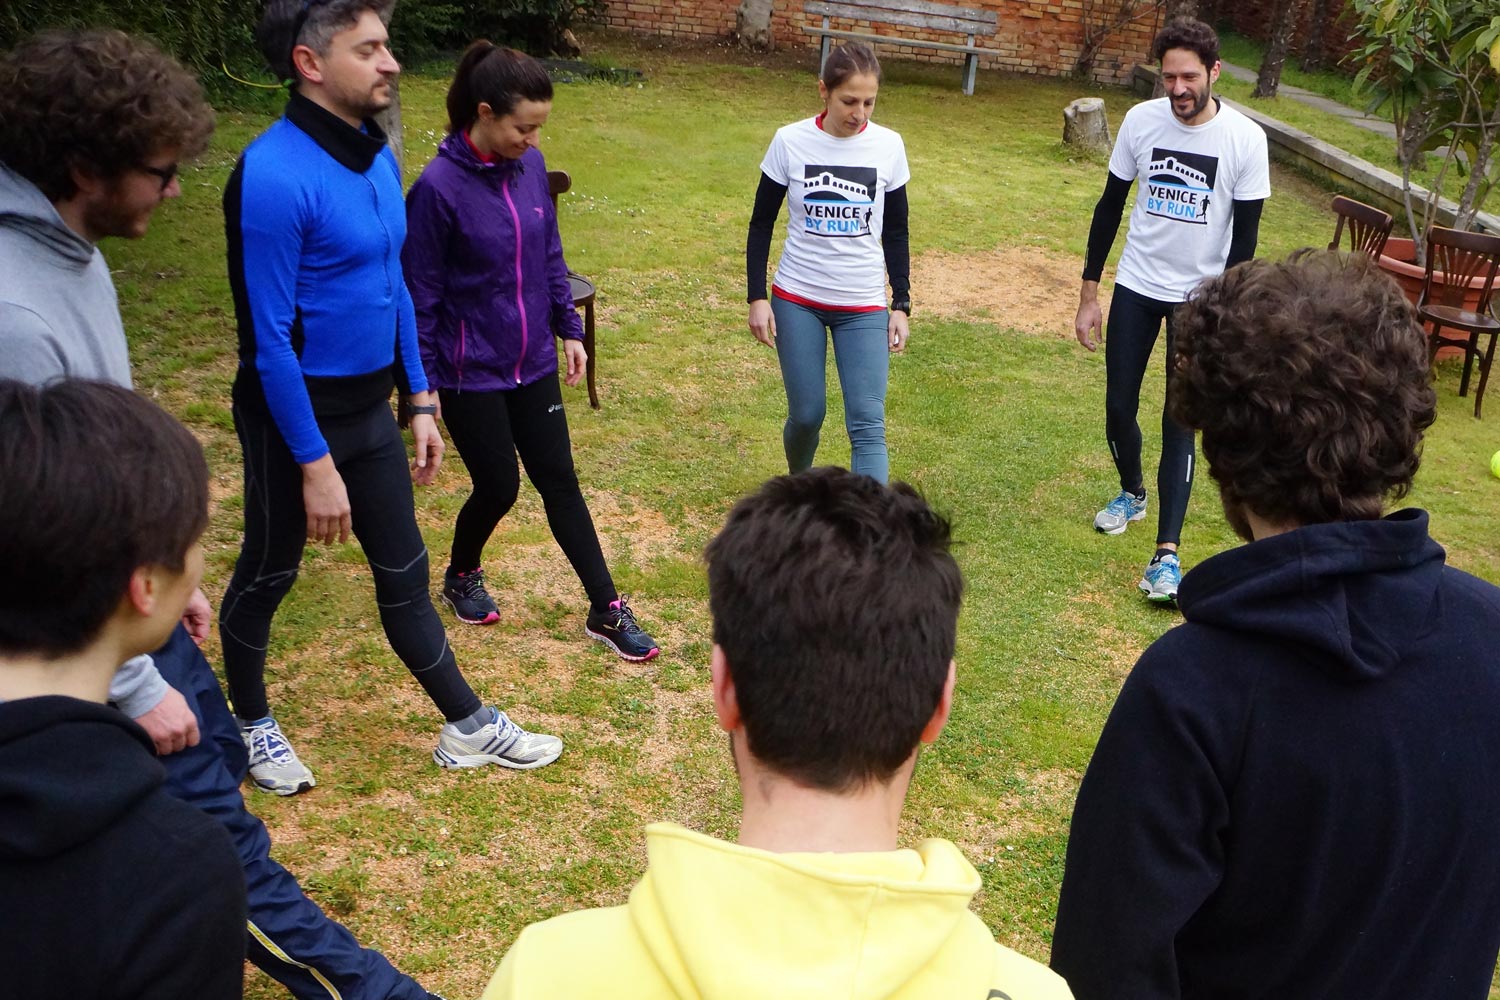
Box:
[1050,250,1500,999]
[403,42,659,662]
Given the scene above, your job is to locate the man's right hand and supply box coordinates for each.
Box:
[1076,283,1104,352]
[748,299,776,348]
[134,685,201,756]
[302,454,352,544]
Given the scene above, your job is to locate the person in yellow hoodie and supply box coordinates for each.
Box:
[482,466,1073,1000]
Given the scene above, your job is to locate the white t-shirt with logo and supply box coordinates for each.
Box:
[1110,97,1270,303]
[761,117,910,308]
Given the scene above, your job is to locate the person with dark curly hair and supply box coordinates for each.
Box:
[1074,16,1269,603]
[1052,252,1500,1000]
[0,27,214,781]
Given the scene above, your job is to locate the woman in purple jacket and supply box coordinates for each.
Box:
[403,42,658,662]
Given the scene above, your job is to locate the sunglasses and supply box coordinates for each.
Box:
[138,162,179,192]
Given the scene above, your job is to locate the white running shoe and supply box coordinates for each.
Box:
[242,716,316,795]
[432,709,563,771]
[1094,489,1148,535]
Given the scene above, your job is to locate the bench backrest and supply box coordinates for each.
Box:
[805,0,999,37]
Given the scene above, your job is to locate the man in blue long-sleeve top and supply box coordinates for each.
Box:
[221,0,564,794]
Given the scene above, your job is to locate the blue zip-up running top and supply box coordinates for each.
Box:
[225,92,426,464]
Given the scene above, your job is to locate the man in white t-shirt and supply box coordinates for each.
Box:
[1073,18,1270,603]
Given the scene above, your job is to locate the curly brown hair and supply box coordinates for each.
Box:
[1170,250,1437,526]
[0,30,214,202]
[1151,17,1219,69]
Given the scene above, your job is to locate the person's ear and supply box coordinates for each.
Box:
[476,102,495,123]
[124,565,161,618]
[291,44,323,86]
[710,644,741,734]
[818,79,830,104]
[919,660,956,744]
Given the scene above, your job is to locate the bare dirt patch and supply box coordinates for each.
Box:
[912,246,1094,337]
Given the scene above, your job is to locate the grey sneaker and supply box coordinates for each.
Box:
[1093,489,1148,535]
[1139,552,1183,603]
[432,709,563,771]
[242,716,316,795]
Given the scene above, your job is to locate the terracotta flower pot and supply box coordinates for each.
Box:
[1377,237,1479,359]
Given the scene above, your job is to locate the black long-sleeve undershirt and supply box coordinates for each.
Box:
[1082,170,1264,282]
[745,171,910,303]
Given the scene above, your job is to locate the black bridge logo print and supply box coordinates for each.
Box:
[802,163,878,238]
[1145,147,1219,226]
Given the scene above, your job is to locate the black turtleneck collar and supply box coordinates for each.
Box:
[285,90,388,173]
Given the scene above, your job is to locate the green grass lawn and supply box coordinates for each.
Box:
[105,30,1500,998]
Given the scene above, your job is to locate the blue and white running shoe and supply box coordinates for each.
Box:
[1139,552,1183,604]
[1094,489,1148,535]
[242,715,316,795]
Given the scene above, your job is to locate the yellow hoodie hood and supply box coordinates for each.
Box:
[484,823,1071,1000]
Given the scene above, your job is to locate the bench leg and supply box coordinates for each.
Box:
[584,299,599,410]
[963,53,977,95]
[820,34,831,76]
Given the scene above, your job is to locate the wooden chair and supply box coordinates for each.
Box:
[1328,195,1393,259]
[547,169,600,409]
[1417,225,1500,418]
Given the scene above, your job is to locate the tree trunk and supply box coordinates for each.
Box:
[1252,0,1308,99]
[374,76,403,180]
[735,0,774,51]
[1298,0,1329,72]
[1063,97,1112,153]
[1163,0,1198,21]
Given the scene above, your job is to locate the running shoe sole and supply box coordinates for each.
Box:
[441,593,500,626]
[585,626,661,663]
[432,744,561,771]
[249,775,315,795]
[1138,578,1179,604]
[1095,509,1148,535]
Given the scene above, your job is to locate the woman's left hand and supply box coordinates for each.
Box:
[563,338,588,387]
[888,310,910,354]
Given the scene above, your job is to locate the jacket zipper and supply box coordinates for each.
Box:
[500,175,528,386]
[457,319,468,391]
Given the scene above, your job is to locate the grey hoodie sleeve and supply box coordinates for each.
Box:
[0,303,68,383]
[109,654,169,719]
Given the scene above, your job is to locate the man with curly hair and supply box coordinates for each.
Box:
[0,28,215,752]
[1074,17,1269,603]
[1051,252,1500,999]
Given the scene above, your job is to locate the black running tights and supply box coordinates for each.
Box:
[1103,283,1196,546]
[220,394,482,723]
[439,377,616,611]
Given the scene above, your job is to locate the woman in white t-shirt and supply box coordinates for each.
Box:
[745,42,910,484]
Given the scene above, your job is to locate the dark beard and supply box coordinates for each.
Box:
[1171,88,1212,123]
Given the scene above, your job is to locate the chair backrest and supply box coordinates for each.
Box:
[1419,225,1500,314]
[547,169,571,213]
[1328,195,1394,259]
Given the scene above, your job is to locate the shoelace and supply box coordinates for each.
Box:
[611,598,652,638]
[1106,492,1138,516]
[248,723,294,766]
[457,570,489,601]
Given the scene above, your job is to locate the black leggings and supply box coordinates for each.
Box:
[220,390,482,723]
[1104,283,1196,546]
[440,377,616,611]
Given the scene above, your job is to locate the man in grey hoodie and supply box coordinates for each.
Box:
[0,28,215,746]
[0,29,444,1000]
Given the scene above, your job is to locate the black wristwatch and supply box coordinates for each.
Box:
[409,404,438,417]
[890,298,911,316]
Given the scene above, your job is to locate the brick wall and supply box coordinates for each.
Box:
[1228,0,1359,70]
[603,1,1161,86]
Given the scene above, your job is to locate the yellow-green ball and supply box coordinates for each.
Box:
[1492,449,1500,479]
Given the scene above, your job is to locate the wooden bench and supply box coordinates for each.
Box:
[803,0,998,96]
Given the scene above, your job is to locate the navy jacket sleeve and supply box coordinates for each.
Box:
[539,155,583,342]
[1051,634,1246,999]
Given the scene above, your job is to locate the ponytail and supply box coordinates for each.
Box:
[445,40,553,134]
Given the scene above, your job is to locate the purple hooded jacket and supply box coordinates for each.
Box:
[403,134,582,393]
